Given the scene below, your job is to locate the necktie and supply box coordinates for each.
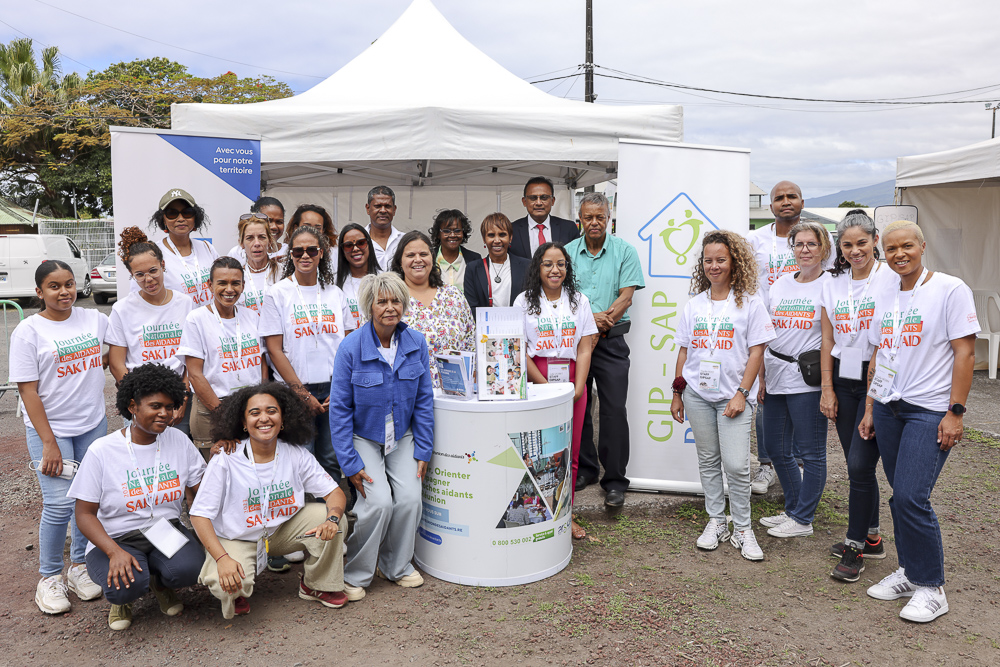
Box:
[536,224,546,246]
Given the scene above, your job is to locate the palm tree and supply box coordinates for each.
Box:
[0,38,81,108]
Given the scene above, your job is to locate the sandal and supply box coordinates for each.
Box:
[571,520,586,540]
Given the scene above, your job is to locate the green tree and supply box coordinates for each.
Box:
[0,37,81,108]
[838,200,867,208]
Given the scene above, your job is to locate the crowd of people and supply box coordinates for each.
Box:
[12,176,974,629]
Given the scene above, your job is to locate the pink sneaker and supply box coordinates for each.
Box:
[298,580,347,608]
[234,596,250,616]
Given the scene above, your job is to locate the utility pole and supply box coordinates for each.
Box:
[990,103,999,139]
[584,0,595,103]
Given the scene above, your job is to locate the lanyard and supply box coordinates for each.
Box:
[125,427,162,522]
[164,238,202,284]
[291,275,324,346]
[245,439,278,547]
[769,224,795,282]
[483,258,493,306]
[244,268,267,309]
[542,290,567,353]
[888,268,928,363]
[210,303,246,385]
[845,262,880,341]
[705,290,733,356]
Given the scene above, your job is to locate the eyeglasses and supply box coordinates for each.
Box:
[525,195,552,202]
[240,213,269,221]
[793,241,819,250]
[163,207,196,220]
[440,229,464,237]
[290,246,320,259]
[341,239,368,251]
[132,266,162,281]
[540,261,567,270]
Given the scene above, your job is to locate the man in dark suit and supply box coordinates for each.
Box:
[465,213,530,316]
[509,177,580,260]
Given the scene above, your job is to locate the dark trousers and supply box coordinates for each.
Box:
[85,525,203,605]
[578,335,631,493]
[832,359,881,543]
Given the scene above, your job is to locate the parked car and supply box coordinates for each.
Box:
[0,235,91,301]
[91,252,118,304]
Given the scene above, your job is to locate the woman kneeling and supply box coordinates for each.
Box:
[70,363,206,631]
[191,383,349,619]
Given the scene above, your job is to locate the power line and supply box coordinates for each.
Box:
[0,17,95,71]
[30,0,326,80]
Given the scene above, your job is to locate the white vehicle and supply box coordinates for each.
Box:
[0,234,91,300]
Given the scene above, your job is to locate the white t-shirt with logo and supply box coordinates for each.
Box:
[190,439,336,542]
[340,275,366,331]
[237,266,278,314]
[764,272,830,395]
[820,264,894,361]
[67,427,206,552]
[107,290,192,375]
[148,238,219,307]
[259,278,353,384]
[9,308,109,436]
[748,224,836,308]
[514,290,599,361]
[177,305,263,399]
[867,271,980,411]
[676,291,775,404]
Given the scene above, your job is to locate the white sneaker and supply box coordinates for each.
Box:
[750,466,776,495]
[759,512,788,528]
[67,564,102,601]
[766,517,813,538]
[695,518,731,551]
[731,528,764,561]
[35,574,71,614]
[284,550,306,563]
[900,586,949,623]
[867,567,916,601]
[376,567,425,588]
[344,583,366,601]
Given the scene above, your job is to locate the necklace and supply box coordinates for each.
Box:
[490,258,506,283]
[247,259,269,274]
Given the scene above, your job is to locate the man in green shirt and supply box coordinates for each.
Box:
[565,193,645,508]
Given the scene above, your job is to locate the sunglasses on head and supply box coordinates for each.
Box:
[239,213,269,221]
[163,207,196,220]
[341,238,369,251]
[290,246,320,259]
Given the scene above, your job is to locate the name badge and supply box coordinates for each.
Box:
[142,517,189,559]
[867,364,897,403]
[384,411,397,455]
[839,346,864,381]
[256,536,268,575]
[698,360,722,392]
[546,359,571,383]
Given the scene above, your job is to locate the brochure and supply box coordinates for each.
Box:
[476,307,526,401]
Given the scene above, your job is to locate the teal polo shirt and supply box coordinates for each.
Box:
[565,234,645,321]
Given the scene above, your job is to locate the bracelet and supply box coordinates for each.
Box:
[215,552,229,562]
[821,384,833,388]
[671,376,687,395]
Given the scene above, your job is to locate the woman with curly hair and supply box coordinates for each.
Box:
[429,209,481,294]
[284,204,338,272]
[759,221,832,540]
[514,242,597,540]
[260,226,354,482]
[144,188,219,307]
[191,383,349,618]
[336,223,381,331]
[669,230,774,560]
[391,230,474,387]
[108,227,193,430]
[69,363,205,631]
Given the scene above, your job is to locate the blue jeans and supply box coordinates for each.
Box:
[763,392,827,525]
[304,382,341,483]
[26,417,108,577]
[684,389,754,530]
[832,360,880,544]
[756,401,803,467]
[873,400,950,587]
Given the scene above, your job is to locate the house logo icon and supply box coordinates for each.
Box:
[637,193,720,279]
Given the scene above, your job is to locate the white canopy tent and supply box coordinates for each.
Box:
[170,0,683,242]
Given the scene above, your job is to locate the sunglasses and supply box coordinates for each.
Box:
[341,238,369,251]
[163,207,196,220]
[239,213,269,221]
[290,246,320,259]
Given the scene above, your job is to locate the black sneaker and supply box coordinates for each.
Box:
[829,536,886,560]
[830,545,865,583]
[267,556,291,573]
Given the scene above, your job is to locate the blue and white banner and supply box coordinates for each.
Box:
[110,127,261,296]
[616,139,751,493]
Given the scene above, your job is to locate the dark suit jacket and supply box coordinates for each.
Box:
[509,215,580,259]
[458,246,482,264]
[464,254,531,316]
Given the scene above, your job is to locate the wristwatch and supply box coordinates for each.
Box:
[950,403,966,416]
[327,514,342,524]
[737,388,750,399]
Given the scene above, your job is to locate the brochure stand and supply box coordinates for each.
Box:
[415,383,575,586]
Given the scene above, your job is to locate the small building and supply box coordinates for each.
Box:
[0,198,37,234]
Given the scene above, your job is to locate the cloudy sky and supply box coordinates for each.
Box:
[4,0,999,198]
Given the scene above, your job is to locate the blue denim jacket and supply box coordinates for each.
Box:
[329,321,434,478]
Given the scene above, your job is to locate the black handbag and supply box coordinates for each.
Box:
[767,348,822,387]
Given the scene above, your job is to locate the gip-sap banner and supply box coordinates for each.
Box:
[616,139,751,493]
[110,127,261,297]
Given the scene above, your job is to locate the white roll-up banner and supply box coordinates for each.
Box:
[110,127,261,297]
[616,139,751,493]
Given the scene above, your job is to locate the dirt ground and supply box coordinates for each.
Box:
[1,299,998,665]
